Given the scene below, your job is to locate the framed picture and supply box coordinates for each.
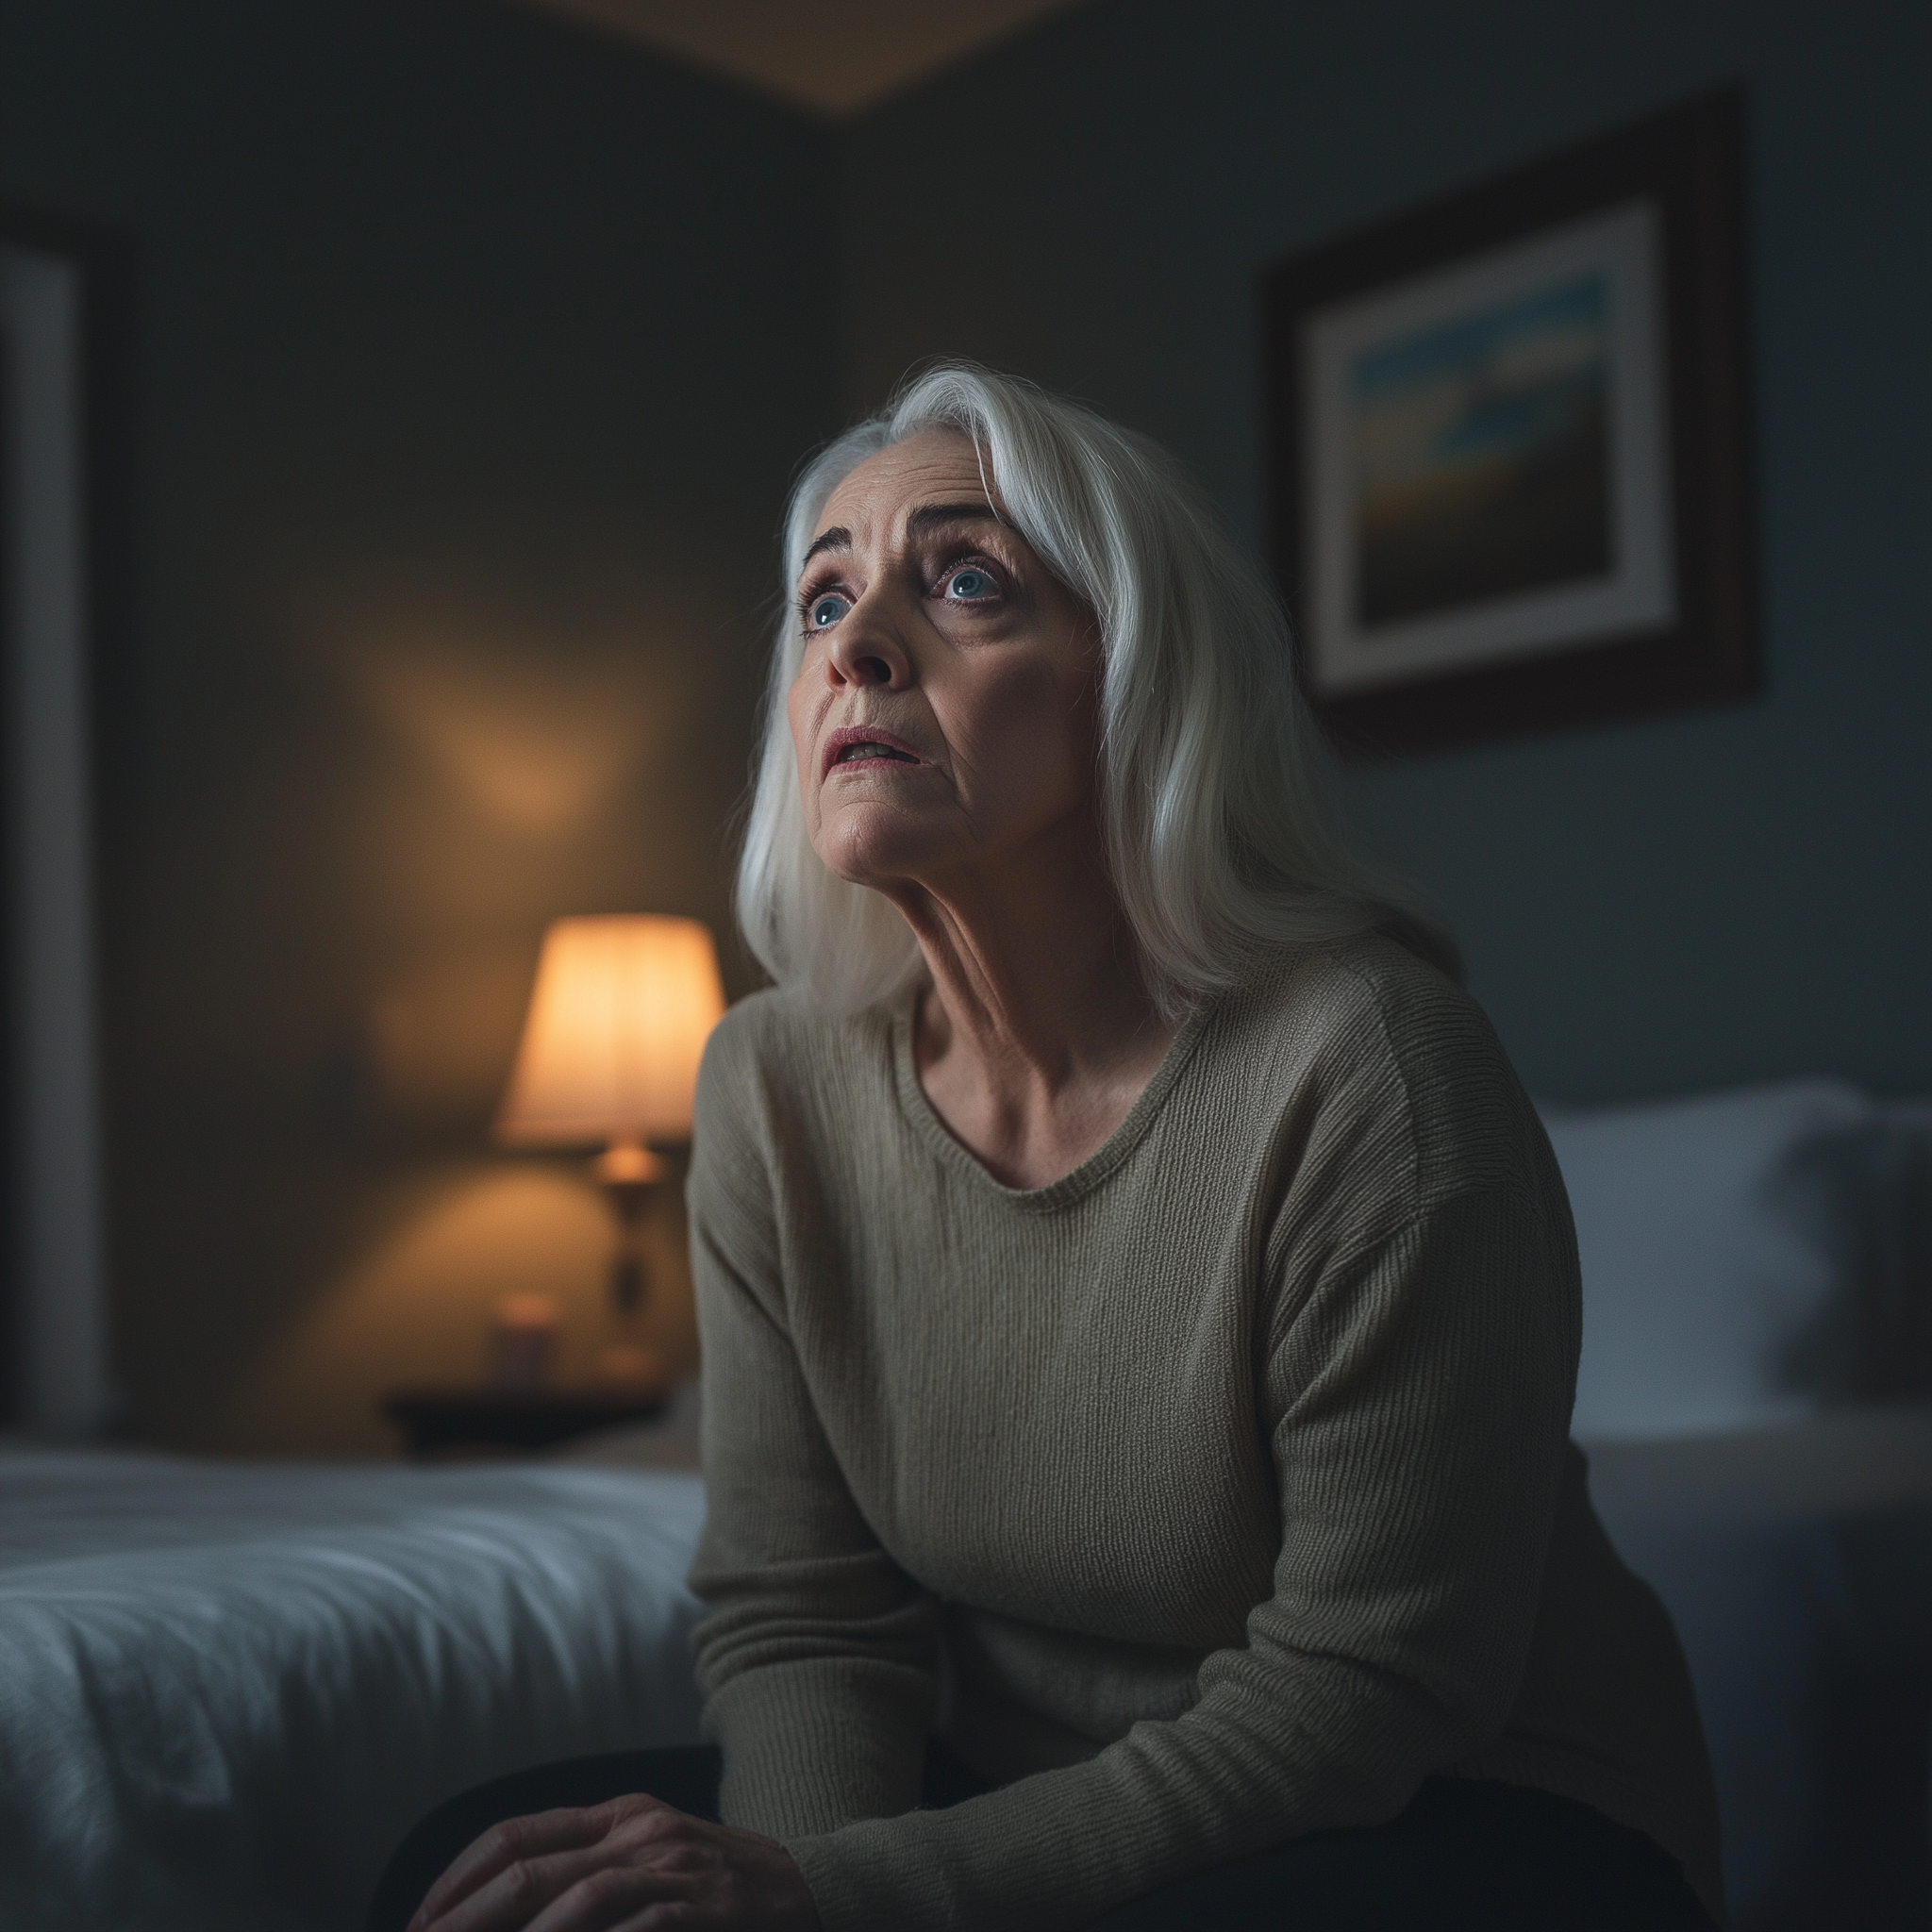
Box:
[1263,89,1757,755]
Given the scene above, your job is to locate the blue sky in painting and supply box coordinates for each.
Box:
[1350,272,1609,491]
[1352,274,1607,403]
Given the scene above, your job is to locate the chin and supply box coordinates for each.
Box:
[812,808,947,892]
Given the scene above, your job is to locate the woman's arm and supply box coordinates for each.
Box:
[777,1183,1577,1931]
[689,1232,941,1836]
[685,1021,941,1840]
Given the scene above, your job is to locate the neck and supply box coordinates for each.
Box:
[880,818,1179,1186]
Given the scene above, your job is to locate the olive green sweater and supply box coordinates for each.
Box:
[686,937,1722,1929]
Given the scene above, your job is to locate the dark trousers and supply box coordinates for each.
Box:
[367,1745,1715,1931]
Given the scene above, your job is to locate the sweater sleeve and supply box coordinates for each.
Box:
[781,1183,1579,1931]
[685,1024,941,1840]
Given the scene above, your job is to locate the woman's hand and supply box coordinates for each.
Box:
[406,1796,822,1932]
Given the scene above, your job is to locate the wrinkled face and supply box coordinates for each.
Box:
[787,430,1101,897]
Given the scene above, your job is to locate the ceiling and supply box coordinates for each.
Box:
[514,0,1090,117]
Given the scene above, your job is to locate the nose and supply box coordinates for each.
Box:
[823,597,911,691]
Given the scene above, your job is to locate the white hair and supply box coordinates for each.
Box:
[735,363,1455,1015]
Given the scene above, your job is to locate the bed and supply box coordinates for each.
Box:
[1591,1408,1932,1928]
[3,1081,1927,1930]
[1552,1080,1932,1929]
[0,1446,706,1931]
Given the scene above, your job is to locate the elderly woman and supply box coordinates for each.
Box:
[379,368,1720,1932]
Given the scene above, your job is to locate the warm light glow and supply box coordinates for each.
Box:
[496,915,724,1146]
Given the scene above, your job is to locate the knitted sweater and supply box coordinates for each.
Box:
[685,937,1722,1929]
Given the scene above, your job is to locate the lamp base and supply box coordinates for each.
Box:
[594,1136,665,1384]
[594,1141,665,1187]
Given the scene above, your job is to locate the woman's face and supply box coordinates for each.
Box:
[787,430,1101,898]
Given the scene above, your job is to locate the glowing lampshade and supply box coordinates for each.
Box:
[496,915,725,1149]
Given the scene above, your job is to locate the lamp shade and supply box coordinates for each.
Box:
[495,915,725,1147]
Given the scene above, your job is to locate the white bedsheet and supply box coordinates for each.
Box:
[0,1446,707,1932]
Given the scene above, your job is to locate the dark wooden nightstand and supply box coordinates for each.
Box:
[382,1386,668,1458]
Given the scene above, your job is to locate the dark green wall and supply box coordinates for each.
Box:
[0,0,837,1444]
[840,0,1932,1103]
[3,0,1926,1442]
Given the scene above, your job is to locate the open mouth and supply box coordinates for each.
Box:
[824,727,923,774]
[836,742,916,764]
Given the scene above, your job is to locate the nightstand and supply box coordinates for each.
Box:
[382,1386,668,1458]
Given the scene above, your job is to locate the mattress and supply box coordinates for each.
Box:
[1587,1407,1932,1930]
[0,1445,707,1932]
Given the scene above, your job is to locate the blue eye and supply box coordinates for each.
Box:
[946,567,993,600]
[808,593,849,628]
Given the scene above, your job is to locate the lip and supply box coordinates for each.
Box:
[821,725,927,778]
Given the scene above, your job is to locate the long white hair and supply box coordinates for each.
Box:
[735,363,1454,1015]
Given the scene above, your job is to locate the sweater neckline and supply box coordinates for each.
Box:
[888,983,1216,1210]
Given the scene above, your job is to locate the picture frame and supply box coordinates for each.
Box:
[1262,89,1757,756]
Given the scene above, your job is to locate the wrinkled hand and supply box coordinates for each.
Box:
[407,1794,822,1932]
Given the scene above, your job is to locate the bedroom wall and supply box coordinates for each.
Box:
[0,0,837,1450]
[838,0,1932,1105]
[3,0,1924,1450]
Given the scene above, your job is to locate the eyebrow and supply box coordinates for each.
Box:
[801,501,1004,567]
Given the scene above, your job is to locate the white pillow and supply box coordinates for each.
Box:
[1540,1081,1875,1441]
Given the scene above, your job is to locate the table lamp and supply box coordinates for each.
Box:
[496,914,725,1386]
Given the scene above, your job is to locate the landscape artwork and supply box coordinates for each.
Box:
[1348,271,1614,630]
[1263,89,1757,752]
